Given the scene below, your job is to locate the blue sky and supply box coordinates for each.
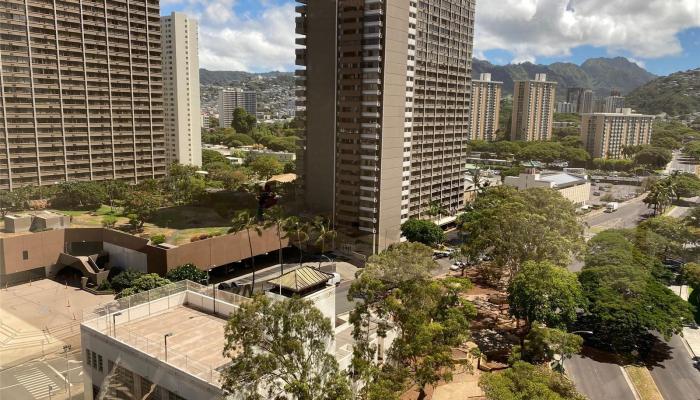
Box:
[162,0,700,76]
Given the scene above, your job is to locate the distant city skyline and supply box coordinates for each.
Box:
[161,0,700,76]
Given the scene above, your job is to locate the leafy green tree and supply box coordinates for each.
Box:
[103,180,128,212]
[224,133,256,147]
[115,274,172,299]
[459,187,584,287]
[633,146,672,168]
[683,263,700,289]
[210,168,249,191]
[229,211,263,287]
[222,295,352,400]
[644,180,676,215]
[150,234,166,245]
[166,263,207,283]
[637,216,695,259]
[123,190,163,229]
[165,163,206,206]
[426,200,448,222]
[508,261,586,330]
[231,107,257,134]
[668,172,700,200]
[522,324,583,364]
[349,243,474,399]
[53,181,107,209]
[479,361,586,400]
[202,149,231,169]
[110,269,143,293]
[400,218,445,247]
[578,262,694,352]
[249,155,283,180]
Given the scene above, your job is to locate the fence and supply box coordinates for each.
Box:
[81,280,250,387]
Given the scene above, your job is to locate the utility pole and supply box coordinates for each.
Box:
[62,344,72,398]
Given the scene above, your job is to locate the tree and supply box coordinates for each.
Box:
[400,218,445,247]
[165,263,207,283]
[683,263,700,289]
[249,155,283,180]
[165,163,206,206]
[458,187,584,287]
[508,261,585,331]
[202,149,230,169]
[115,273,171,299]
[103,180,128,212]
[210,168,249,191]
[668,172,700,200]
[426,200,448,222]
[229,211,263,288]
[522,324,583,364]
[633,146,672,169]
[644,180,676,215]
[231,107,257,134]
[263,206,290,289]
[53,181,107,209]
[313,216,337,268]
[578,262,694,352]
[222,295,351,400]
[284,216,310,266]
[348,243,475,399]
[479,361,586,400]
[101,215,118,228]
[110,270,143,293]
[123,190,163,229]
[637,216,695,259]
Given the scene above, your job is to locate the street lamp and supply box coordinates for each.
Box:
[112,312,122,337]
[48,385,52,400]
[63,344,72,397]
[164,332,173,362]
[209,268,217,315]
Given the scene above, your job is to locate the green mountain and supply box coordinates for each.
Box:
[626,68,700,116]
[472,57,656,99]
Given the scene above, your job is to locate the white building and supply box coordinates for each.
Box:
[81,277,390,399]
[218,89,257,128]
[161,12,202,166]
[581,108,655,159]
[504,169,591,207]
[237,148,296,163]
[556,102,577,114]
[603,96,626,113]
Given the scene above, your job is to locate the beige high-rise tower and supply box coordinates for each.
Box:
[0,0,166,191]
[162,12,201,166]
[297,0,475,254]
[470,73,502,141]
[511,74,557,141]
[581,108,654,159]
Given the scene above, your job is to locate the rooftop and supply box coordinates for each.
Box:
[538,173,587,188]
[267,266,332,293]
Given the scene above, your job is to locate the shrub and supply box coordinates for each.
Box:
[166,263,207,283]
[110,269,144,293]
[150,234,166,245]
[102,215,118,228]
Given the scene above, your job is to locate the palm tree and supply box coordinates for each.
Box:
[263,206,290,293]
[284,216,310,267]
[229,210,262,288]
[427,200,447,223]
[313,216,337,269]
[644,181,676,215]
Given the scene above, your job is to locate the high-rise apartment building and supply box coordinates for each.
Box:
[556,101,576,114]
[603,95,625,113]
[469,73,502,141]
[297,0,475,254]
[581,108,654,159]
[161,12,201,166]
[567,87,594,114]
[511,74,557,141]
[218,89,257,128]
[0,0,166,191]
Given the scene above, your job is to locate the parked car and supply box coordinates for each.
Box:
[593,191,601,196]
[450,264,462,271]
[326,272,341,286]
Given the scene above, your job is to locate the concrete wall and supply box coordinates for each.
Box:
[104,243,148,273]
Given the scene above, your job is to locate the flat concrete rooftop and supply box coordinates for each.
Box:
[114,306,228,381]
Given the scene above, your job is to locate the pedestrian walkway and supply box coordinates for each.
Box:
[669,284,699,357]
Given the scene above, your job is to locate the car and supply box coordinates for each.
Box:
[326,272,341,286]
[593,191,601,196]
[450,264,462,271]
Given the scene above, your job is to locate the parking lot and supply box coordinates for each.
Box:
[589,183,642,205]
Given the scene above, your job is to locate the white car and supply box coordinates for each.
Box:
[327,272,341,286]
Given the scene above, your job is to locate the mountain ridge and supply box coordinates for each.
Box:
[627,68,700,116]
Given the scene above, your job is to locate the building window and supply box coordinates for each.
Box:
[22,251,28,260]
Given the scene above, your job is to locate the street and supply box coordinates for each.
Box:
[0,350,83,400]
[647,334,700,400]
[566,351,636,400]
[666,150,699,175]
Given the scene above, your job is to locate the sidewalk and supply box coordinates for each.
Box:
[669,284,699,357]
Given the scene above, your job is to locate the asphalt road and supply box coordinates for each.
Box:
[0,350,83,400]
[566,352,636,400]
[666,150,699,175]
[647,335,700,400]
[584,197,650,231]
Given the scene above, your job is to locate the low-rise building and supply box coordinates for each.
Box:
[237,148,296,163]
[81,276,392,399]
[581,108,655,159]
[504,169,591,207]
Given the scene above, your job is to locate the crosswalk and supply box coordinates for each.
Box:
[15,367,62,399]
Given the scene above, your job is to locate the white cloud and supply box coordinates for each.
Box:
[172,0,295,71]
[475,0,700,63]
